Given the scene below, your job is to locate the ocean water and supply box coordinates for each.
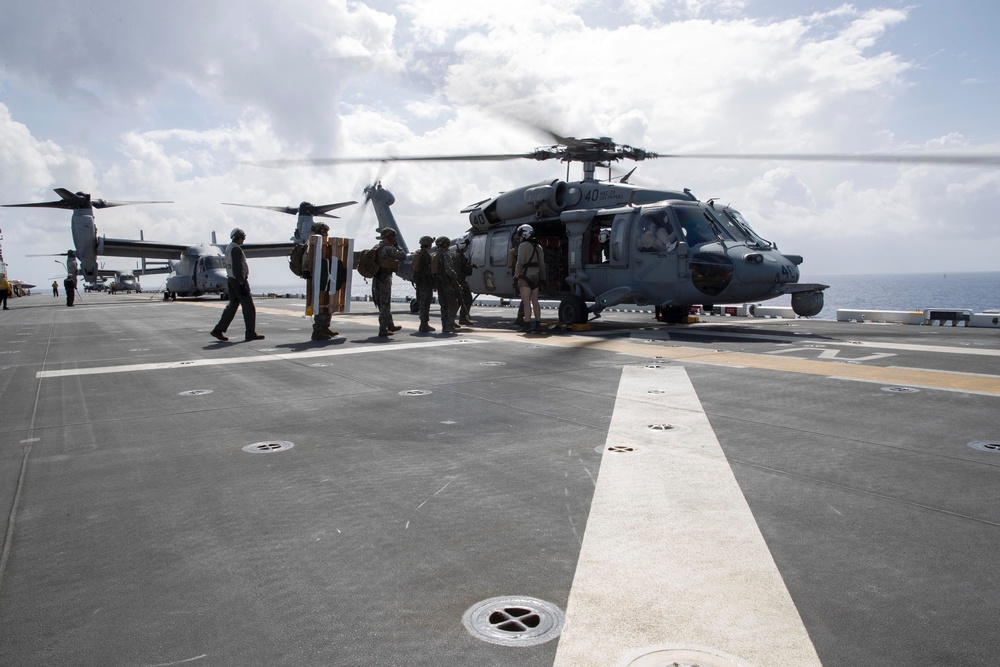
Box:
[804,271,1000,320]
[257,271,1000,321]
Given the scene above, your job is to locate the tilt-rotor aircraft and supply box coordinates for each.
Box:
[262,130,1000,323]
[4,189,352,299]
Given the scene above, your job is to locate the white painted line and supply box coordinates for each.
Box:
[36,339,483,378]
[553,365,821,667]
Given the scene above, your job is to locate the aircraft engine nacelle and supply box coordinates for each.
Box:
[791,290,824,317]
[468,180,569,230]
[71,209,99,282]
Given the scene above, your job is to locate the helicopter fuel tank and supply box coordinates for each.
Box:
[466,180,570,230]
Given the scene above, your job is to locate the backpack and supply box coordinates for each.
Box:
[355,244,381,278]
[288,243,306,277]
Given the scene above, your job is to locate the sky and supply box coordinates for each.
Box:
[1,0,999,291]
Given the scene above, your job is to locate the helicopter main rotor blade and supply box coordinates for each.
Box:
[249,153,536,168]
[658,152,1000,166]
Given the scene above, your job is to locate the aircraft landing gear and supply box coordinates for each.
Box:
[657,305,690,324]
[558,295,588,324]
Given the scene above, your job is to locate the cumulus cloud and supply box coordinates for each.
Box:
[1,1,998,285]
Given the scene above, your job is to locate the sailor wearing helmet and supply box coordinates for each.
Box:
[373,227,406,337]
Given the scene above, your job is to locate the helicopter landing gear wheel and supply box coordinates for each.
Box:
[558,295,588,324]
[659,305,689,324]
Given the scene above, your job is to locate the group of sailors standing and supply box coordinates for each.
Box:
[394,231,476,336]
[374,222,547,336]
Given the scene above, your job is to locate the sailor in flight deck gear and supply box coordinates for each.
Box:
[210,228,264,342]
[515,224,546,333]
[431,236,460,334]
[411,235,436,332]
[373,227,406,337]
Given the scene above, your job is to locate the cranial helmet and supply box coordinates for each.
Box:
[419,235,434,247]
[230,227,246,240]
[435,235,451,247]
[598,229,610,243]
[455,237,469,250]
[516,224,533,240]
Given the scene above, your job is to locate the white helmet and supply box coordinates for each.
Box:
[516,224,533,240]
[230,227,246,240]
[598,229,610,243]
[455,237,469,250]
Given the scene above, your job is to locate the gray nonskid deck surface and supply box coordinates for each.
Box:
[0,293,998,666]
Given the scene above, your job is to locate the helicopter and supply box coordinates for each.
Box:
[264,131,1000,324]
[3,189,352,299]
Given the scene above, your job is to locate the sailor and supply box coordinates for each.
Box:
[210,228,264,342]
[431,236,460,334]
[411,235,436,333]
[514,224,546,333]
[301,222,338,340]
[63,274,77,307]
[452,238,476,326]
[0,274,11,310]
[374,227,406,337]
[507,228,525,327]
[52,280,59,297]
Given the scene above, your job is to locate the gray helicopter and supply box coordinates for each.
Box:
[263,132,1000,323]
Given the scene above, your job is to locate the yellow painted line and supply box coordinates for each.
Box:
[181,301,1000,395]
[470,329,1000,396]
[553,366,821,667]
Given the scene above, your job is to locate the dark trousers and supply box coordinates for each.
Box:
[215,278,256,336]
[0,289,8,309]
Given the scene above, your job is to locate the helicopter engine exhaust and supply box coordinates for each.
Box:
[791,290,824,317]
[469,180,569,230]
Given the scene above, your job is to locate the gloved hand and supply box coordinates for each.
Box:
[302,271,312,280]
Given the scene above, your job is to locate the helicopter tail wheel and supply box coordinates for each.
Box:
[558,295,589,324]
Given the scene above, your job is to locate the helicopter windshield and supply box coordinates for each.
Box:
[672,206,733,246]
[719,207,773,249]
[203,256,226,271]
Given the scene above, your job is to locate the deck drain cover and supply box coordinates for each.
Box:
[969,441,1000,453]
[607,445,636,453]
[645,363,666,369]
[881,386,920,393]
[399,389,432,396]
[311,363,334,367]
[480,361,506,366]
[179,389,213,396]
[648,424,675,432]
[624,645,753,667]
[462,596,564,647]
[648,389,666,394]
[242,441,294,454]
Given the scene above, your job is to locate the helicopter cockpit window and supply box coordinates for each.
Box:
[204,256,225,271]
[673,206,730,247]
[637,211,678,253]
[721,207,773,248]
